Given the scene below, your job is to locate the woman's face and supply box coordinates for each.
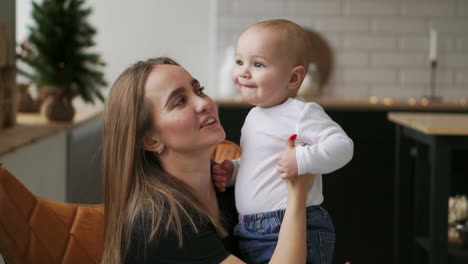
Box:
[144,64,225,154]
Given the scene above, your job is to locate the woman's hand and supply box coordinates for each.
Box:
[282,134,316,196]
[277,134,299,179]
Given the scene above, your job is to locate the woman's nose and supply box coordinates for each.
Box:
[194,95,211,113]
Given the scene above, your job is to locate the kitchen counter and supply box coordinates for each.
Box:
[388,112,468,263]
[388,112,468,135]
[216,97,468,111]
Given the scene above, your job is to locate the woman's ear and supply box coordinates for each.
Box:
[288,65,306,90]
[143,133,164,154]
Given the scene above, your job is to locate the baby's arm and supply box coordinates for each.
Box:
[295,103,354,175]
[212,159,240,192]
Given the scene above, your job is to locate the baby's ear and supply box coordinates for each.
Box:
[288,65,306,90]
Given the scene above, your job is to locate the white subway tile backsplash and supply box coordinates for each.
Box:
[439,89,468,100]
[441,54,468,68]
[344,1,398,16]
[218,15,257,31]
[341,68,398,83]
[231,0,285,15]
[400,1,455,17]
[316,18,369,33]
[371,52,426,67]
[369,86,425,99]
[430,18,468,33]
[400,70,453,85]
[322,83,371,98]
[344,35,397,49]
[372,18,425,33]
[456,1,468,17]
[286,1,341,16]
[215,0,468,99]
[398,36,427,50]
[456,38,468,51]
[321,33,342,49]
[399,35,454,51]
[336,51,369,66]
[455,71,468,85]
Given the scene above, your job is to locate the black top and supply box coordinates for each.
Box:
[125,188,239,264]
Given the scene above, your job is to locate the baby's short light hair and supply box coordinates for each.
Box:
[251,19,312,71]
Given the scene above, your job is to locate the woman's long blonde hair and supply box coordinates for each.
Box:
[101,57,225,264]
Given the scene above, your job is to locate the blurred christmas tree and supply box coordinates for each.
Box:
[18,0,106,105]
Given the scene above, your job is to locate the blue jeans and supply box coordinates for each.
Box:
[233,206,335,264]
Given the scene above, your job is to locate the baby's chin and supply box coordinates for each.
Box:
[239,90,259,105]
[240,95,260,106]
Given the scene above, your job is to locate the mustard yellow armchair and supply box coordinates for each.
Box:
[0,140,241,264]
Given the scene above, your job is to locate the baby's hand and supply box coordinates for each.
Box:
[277,134,299,179]
[212,160,234,192]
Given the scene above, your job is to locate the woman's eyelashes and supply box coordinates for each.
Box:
[196,86,205,95]
[173,86,205,107]
[174,96,186,107]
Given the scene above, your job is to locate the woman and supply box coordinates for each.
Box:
[101,57,314,264]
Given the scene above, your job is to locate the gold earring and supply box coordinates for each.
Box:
[156,144,164,154]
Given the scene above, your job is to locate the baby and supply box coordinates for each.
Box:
[213,19,354,264]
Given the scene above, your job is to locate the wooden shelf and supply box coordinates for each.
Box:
[216,97,468,111]
[0,106,103,157]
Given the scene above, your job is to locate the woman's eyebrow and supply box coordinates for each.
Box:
[165,87,185,107]
[164,79,200,107]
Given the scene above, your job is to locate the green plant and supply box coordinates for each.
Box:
[18,0,106,103]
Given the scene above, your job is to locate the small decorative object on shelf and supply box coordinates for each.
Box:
[0,24,8,67]
[298,63,321,98]
[0,23,17,129]
[424,27,442,102]
[448,195,468,245]
[17,0,107,122]
[0,66,17,129]
[454,220,468,248]
[16,83,40,113]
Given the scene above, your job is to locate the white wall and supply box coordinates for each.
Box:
[216,0,468,100]
[89,0,216,96]
[16,0,217,97]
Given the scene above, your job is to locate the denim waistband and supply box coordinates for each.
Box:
[238,205,320,223]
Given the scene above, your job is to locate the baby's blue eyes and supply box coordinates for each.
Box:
[254,62,264,68]
[235,60,264,68]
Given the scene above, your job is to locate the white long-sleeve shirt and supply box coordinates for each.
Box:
[232,97,353,215]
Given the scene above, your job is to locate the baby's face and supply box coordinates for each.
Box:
[232,27,294,108]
